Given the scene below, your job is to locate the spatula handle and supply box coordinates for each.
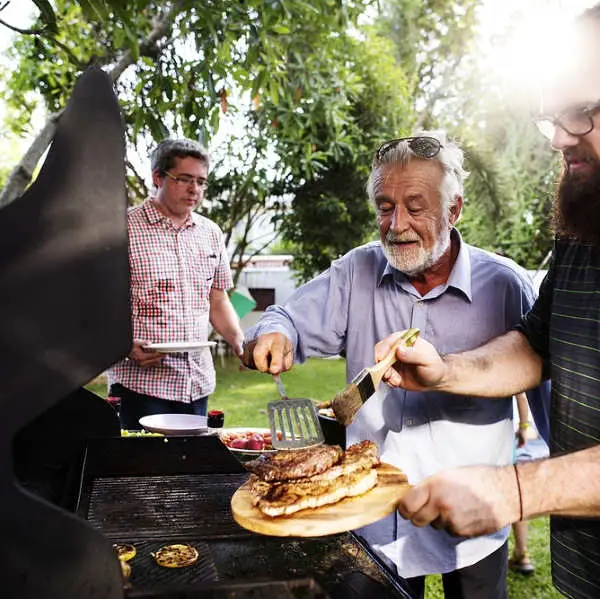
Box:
[368,328,420,388]
[273,374,289,400]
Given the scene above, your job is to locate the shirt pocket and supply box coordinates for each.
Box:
[187,249,218,302]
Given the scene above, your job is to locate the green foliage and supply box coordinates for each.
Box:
[4,0,375,171]
[448,99,558,269]
[2,0,559,275]
[278,32,414,281]
[210,356,347,428]
[3,0,420,283]
[377,0,480,112]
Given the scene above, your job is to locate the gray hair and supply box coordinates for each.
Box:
[366,130,468,211]
[150,138,210,174]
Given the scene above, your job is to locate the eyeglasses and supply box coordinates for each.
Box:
[375,136,443,162]
[164,170,208,190]
[534,99,600,140]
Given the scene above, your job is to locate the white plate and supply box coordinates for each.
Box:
[139,413,208,435]
[144,341,216,353]
[218,427,277,455]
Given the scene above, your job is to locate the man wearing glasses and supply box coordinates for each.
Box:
[108,138,244,429]
[375,5,600,599]
[242,131,547,598]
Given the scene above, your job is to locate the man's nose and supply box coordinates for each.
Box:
[390,204,409,232]
[551,126,581,151]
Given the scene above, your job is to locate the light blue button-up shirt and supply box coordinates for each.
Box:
[246,230,545,577]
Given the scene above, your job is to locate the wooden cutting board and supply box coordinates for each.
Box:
[231,462,411,537]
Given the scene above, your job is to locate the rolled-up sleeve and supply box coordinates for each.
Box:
[515,251,555,366]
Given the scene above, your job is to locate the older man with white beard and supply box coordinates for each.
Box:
[242,131,547,599]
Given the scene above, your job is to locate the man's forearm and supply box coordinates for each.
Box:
[519,445,600,519]
[209,292,244,353]
[440,331,543,397]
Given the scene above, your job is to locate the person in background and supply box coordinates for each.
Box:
[374,10,600,598]
[108,138,244,430]
[242,130,549,599]
[508,392,536,575]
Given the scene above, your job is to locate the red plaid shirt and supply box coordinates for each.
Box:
[108,199,233,402]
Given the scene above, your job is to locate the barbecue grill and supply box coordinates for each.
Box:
[1,68,414,599]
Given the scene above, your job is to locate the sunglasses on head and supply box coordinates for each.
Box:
[375,136,443,162]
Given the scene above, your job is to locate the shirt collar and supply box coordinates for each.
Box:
[143,198,196,229]
[377,228,472,302]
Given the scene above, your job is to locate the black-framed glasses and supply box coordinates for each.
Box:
[164,170,208,190]
[375,136,443,162]
[533,99,600,140]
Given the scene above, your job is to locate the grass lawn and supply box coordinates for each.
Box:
[87,356,561,599]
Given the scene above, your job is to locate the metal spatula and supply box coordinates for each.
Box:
[268,374,324,449]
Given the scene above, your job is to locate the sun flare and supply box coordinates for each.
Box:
[476,1,592,104]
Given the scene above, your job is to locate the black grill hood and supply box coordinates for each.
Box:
[0,67,130,599]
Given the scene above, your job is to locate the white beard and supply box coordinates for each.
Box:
[383,218,451,276]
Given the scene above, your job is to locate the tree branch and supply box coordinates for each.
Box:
[108,6,181,82]
[0,4,183,207]
[0,18,45,35]
[0,110,62,208]
[125,159,149,203]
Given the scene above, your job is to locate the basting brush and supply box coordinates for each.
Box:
[332,328,420,426]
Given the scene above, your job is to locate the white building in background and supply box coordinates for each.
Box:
[234,255,297,329]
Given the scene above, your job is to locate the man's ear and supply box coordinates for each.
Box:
[449,195,463,226]
[151,169,162,189]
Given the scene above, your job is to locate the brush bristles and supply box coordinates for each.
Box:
[332,383,364,426]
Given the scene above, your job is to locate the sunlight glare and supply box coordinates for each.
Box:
[478,6,578,103]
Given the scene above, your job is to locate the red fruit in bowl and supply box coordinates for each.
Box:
[229,438,248,449]
[246,438,265,451]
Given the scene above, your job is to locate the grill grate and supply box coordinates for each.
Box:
[209,536,406,598]
[77,465,413,598]
[84,473,250,541]
[116,540,218,590]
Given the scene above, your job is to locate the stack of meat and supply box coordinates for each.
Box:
[245,440,381,517]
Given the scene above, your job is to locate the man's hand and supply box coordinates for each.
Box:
[230,335,244,359]
[397,465,520,537]
[375,331,447,391]
[241,333,293,374]
[129,340,163,368]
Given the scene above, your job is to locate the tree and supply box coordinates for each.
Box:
[458,111,558,269]
[1,0,414,284]
[277,31,414,281]
[0,0,374,207]
[376,0,480,122]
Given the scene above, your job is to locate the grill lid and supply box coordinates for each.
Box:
[0,67,130,599]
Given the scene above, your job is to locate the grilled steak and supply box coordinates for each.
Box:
[245,443,343,482]
[247,440,383,516]
[249,440,380,491]
[254,467,378,517]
